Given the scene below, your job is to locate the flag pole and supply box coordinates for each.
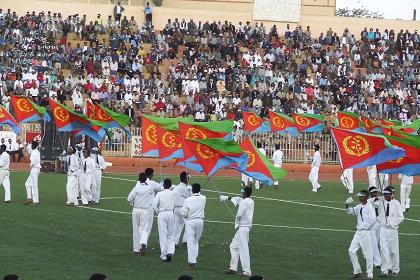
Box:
[206,175,235,218]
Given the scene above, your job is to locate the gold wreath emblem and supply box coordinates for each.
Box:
[273,116,285,129]
[16,98,33,113]
[196,143,215,159]
[145,124,157,144]
[342,135,370,157]
[362,118,374,128]
[162,131,176,149]
[186,127,207,140]
[295,115,310,127]
[247,115,259,126]
[0,108,5,119]
[97,108,112,121]
[53,106,70,122]
[389,157,404,164]
[340,116,355,129]
[244,150,256,168]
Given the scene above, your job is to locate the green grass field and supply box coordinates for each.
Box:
[0,171,419,280]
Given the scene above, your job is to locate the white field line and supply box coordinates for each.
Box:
[102,176,420,223]
[76,205,420,236]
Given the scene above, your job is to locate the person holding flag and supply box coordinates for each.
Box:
[254,142,266,190]
[91,146,107,204]
[23,141,41,205]
[0,144,11,203]
[65,146,80,206]
[173,172,192,247]
[367,186,381,268]
[223,187,255,277]
[345,190,376,280]
[145,168,164,241]
[340,168,354,194]
[398,174,413,213]
[309,144,321,192]
[271,144,283,190]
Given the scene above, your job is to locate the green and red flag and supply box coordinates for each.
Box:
[268,110,298,137]
[336,111,363,132]
[392,119,420,135]
[377,134,420,176]
[0,105,20,134]
[242,112,271,133]
[156,125,183,161]
[292,113,324,133]
[10,96,51,123]
[360,116,382,134]
[331,128,406,170]
[234,138,287,185]
[184,137,247,177]
[380,119,402,127]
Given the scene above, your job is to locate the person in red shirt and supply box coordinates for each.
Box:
[86,58,95,75]
[154,98,165,112]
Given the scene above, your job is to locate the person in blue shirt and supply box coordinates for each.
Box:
[144,2,153,27]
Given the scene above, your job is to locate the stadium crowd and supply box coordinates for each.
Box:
[0,7,419,131]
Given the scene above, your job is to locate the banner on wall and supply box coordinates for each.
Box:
[130,136,142,157]
[26,132,42,143]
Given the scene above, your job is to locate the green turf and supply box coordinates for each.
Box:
[0,171,419,280]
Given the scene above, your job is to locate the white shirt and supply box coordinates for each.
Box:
[258,148,266,156]
[127,182,154,209]
[153,189,176,213]
[91,154,106,170]
[172,182,192,207]
[399,174,413,185]
[375,199,404,229]
[30,149,41,169]
[231,197,254,229]
[181,193,206,220]
[146,178,164,207]
[67,154,80,175]
[81,157,95,174]
[346,203,376,231]
[311,151,321,167]
[272,149,283,165]
[0,151,10,170]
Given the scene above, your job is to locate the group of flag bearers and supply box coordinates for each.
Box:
[127,169,255,277]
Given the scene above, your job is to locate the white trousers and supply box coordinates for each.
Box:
[378,173,389,188]
[340,169,354,194]
[0,170,11,202]
[66,174,79,205]
[132,208,150,252]
[174,207,187,245]
[185,219,203,264]
[371,223,381,267]
[157,211,175,260]
[25,168,40,203]
[380,227,400,274]
[309,167,320,191]
[348,230,373,278]
[79,173,92,205]
[146,207,154,241]
[274,163,281,186]
[400,184,412,211]
[229,227,251,275]
[367,170,377,187]
[91,169,102,203]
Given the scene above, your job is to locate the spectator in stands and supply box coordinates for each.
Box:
[113,1,124,25]
[144,2,153,27]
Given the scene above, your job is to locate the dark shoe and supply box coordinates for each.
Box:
[4,200,11,203]
[166,254,172,262]
[24,199,33,205]
[375,266,381,269]
[405,208,409,213]
[140,244,146,256]
[187,263,195,270]
[182,242,187,247]
[348,273,361,279]
[380,273,388,278]
[175,244,180,249]
[390,272,398,277]
[224,269,237,274]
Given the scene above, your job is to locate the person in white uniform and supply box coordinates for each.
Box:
[309,144,321,192]
[366,166,377,188]
[145,167,163,241]
[341,168,354,194]
[75,142,84,198]
[127,172,154,255]
[272,144,283,190]
[376,187,404,277]
[181,183,206,270]
[91,146,106,204]
[367,186,381,268]
[24,141,41,205]
[223,187,255,277]
[66,147,80,206]
[80,149,95,205]
[173,171,192,247]
[254,142,266,190]
[0,144,11,203]
[153,178,176,262]
[398,174,413,212]
[345,190,376,280]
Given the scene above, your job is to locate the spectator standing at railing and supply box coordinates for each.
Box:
[144,2,153,28]
[113,1,125,26]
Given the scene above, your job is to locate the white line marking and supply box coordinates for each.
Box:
[76,206,420,236]
[102,176,420,223]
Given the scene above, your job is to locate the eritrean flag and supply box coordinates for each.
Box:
[392,119,420,135]
[292,113,324,133]
[234,138,287,185]
[0,105,20,134]
[376,134,420,176]
[331,128,406,170]
[268,110,298,137]
[380,119,402,127]
[242,112,271,133]
[184,137,247,177]
[336,111,364,132]
[10,96,51,123]
[156,126,183,161]
[360,116,382,134]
